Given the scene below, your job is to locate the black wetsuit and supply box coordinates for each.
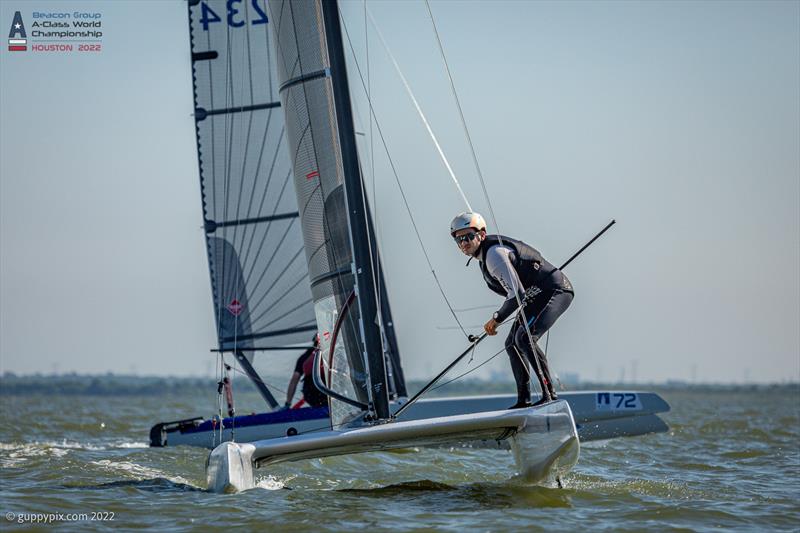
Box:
[477,235,574,403]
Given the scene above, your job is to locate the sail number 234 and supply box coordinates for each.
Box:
[199,0,268,31]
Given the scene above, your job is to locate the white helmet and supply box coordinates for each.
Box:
[450,212,486,235]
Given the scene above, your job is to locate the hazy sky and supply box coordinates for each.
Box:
[1,0,798,386]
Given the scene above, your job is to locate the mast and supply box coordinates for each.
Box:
[320,0,390,419]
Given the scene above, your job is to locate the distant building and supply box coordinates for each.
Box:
[560,372,580,386]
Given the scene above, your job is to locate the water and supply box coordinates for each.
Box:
[1,386,798,531]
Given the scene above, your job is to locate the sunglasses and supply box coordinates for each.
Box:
[453,232,479,245]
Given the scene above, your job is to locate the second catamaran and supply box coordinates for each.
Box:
[155,0,669,493]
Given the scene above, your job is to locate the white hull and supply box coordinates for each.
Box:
[206,400,579,493]
[152,390,669,448]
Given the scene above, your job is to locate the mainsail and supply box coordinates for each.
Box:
[267,0,404,424]
[188,1,317,368]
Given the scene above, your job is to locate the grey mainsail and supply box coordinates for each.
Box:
[188,0,317,359]
[266,0,404,423]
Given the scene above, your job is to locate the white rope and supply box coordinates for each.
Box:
[339,9,471,339]
[216,354,225,445]
[424,1,549,399]
[423,0,485,207]
[366,7,472,211]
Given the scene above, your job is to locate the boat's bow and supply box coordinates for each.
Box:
[206,441,256,494]
[510,400,580,482]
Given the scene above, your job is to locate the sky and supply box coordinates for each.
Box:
[1,0,798,386]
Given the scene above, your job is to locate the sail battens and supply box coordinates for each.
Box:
[244,215,297,292]
[192,50,218,61]
[220,325,318,344]
[309,267,352,289]
[194,101,281,122]
[189,0,316,349]
[249,249,308,320]
[278,68,330,93]
[204,212,299,233]
[211,345,315,353]
[259,297,316,330]
[239,168,293,282]
[206,101,282,116]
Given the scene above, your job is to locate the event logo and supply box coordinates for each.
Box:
[8,11,27,51]
[5,10,103,54]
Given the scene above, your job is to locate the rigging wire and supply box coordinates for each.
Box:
[435,324,486,331]
[346,3,390,393]
[230,357,236,441]
[542,331,565,391]
[422,0,484,211]
[339,10,470,340]
[224,355,290,397]
[362,0,386,377]
[424,306,545,393]
[364,7,472,212]
[228,12,251,443]
[452,303,497,313]
[206,10,224,363]
[360,0,399,402]
[231,3,257,274]
[430,344,506,391]
[222,10,252,438]
[215,353,225,445]
[424,1,547,398]
[435,328,533,391]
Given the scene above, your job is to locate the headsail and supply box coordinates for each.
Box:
[188,0,317,360]
[267,0,402,423]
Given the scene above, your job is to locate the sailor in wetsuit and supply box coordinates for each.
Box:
[283,334,328,409]
[450,212,574,408]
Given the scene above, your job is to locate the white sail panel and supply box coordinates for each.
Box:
[188,0,316,348]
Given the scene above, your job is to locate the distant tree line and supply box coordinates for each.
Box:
[0,373,796,396]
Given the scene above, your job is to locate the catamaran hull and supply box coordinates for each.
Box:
[205,441,256,494]
[154,391,669,448]
[206,400,579,493]
[151,410,329,449]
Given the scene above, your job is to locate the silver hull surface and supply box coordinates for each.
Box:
[206,400,580,493]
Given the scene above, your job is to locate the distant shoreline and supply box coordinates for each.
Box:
[0,373,797,396]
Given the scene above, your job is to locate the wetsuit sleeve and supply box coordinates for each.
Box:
[485,246,525,322]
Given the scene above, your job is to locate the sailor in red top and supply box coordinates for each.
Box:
[283,334,328,409]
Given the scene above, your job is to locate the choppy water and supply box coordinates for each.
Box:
[1,387,798,531]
